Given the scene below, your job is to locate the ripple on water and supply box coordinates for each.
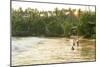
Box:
[12,37,96,66]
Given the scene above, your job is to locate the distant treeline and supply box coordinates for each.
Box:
[11,8,96,38]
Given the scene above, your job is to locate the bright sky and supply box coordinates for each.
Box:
[12,0,95,11]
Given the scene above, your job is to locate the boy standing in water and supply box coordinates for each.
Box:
[71,36,79,50]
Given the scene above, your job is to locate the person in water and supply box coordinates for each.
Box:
[71,39,75,50]
[73,39,75,46]
[71,39,79,50]
[76,39,79,46]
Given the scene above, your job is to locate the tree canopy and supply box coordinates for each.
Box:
[11,7,96,38]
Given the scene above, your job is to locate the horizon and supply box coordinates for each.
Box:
[12,1,95,12]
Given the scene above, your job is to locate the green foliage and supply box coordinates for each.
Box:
[11,8,96,39]
[79,12,96,38]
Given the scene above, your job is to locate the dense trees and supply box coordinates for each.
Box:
[11,7,96,38]
[79,11,96,38]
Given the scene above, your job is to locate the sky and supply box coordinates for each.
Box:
[12,0,95,11]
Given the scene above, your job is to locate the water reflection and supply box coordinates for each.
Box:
[12,37,96,66]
